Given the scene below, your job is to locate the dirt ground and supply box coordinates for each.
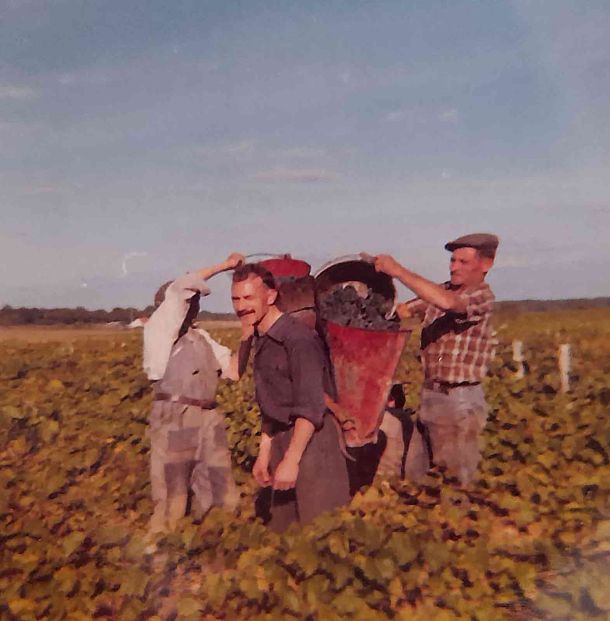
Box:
[0,321,240,343]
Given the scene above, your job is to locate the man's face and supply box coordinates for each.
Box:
[231,275,277,328]
[449,247,493,287]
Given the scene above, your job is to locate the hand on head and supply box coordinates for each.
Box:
[226,253,246,270]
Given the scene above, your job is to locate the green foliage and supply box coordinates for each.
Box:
[0,310,609,620]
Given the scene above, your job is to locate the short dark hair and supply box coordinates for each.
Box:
[232,263,277,290]
[154,280,173,307]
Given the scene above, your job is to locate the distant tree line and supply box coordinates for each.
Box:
[1,298,608,326]
[0,305,235,326]
[495,297,610,315]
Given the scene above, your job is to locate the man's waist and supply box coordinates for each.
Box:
[423,378,481,394]
[263,411,330,436]
[153,391,217,409]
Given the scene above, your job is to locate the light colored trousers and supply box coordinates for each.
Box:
[148,403,238,533]
[419,384,488,485]
[376,411,430,482]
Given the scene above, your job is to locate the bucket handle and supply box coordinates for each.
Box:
[214,253,287,280]
[244,252,291,260]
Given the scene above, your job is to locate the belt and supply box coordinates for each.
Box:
[153,392,217,409]
[423,379,480,394]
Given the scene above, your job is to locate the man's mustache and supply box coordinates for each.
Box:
[237,310,255,318]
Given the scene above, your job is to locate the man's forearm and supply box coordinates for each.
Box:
[393,266,464,312]
[394,266,452,308]
[374,254,466,312]
[284,418,315,464]
[259,432,272,456]
[196,252,245,282]
[196,261,231,281]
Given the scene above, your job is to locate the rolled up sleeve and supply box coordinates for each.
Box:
[286,336,327,430]
[166,272,211,300]
[454,286,494,324]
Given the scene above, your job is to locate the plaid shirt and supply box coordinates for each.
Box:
[407,282,496,384]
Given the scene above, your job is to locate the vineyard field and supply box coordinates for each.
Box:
[1,309,609,620]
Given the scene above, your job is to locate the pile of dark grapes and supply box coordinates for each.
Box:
[318,285,400,331]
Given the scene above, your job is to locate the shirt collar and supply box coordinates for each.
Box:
[259,312,290,344]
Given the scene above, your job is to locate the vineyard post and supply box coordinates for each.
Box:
[559,343,571,393]
[512,340,525,379]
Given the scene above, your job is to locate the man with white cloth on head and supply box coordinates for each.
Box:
[143,252,249,533]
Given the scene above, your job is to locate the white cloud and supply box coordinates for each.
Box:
[121,251,148,277]
[385,109,408,122]
[494,255,531,269]
[275,147,328,159]
[58,75,75,86]
[0,85,36,99]
[251,168,338,183]
[194,140,255,157]
[224,140,255,154]
[21,185,62,196]
[58,71,113,86]
[438,108,459,122]
[385,107,459,124]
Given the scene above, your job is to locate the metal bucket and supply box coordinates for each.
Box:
[325,322,409,446]
[315,255,410,447]
[259,256,310,279]
[314,254,396,302]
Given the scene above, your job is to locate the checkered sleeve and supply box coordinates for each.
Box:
[454,284,494,324]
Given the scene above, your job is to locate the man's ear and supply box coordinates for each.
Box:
[267,288,279,306]
[481,256,494,273]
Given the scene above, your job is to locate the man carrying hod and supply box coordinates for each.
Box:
[231,263,350,532]
[373,233,499,485]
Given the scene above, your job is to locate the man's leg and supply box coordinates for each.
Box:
[403,420,430,481]
[420,387,488,485]
[266,430,299,533]
[296,415,350,525]
[190,410,239,517]
[149,419,170,534]
[150,404,201,532]
[452,386,488,485]
[419,389,461,476]
[376,411,404,478]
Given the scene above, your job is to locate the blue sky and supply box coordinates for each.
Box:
[2,0,609,311]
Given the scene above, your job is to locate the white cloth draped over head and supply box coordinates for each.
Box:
[143,272,231,381]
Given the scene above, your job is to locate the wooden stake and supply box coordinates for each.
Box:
[512,340,525,379]
[559,343,571,393]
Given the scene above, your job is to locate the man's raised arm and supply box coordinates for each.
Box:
[373,254,467,313]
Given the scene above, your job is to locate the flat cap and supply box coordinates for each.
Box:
[445,233,499,256]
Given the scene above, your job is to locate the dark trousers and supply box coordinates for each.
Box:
[256,415,350,533]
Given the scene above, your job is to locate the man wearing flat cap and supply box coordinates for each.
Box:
[373,233,499,485]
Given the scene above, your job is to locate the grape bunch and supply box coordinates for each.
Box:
[318,285,400,331]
